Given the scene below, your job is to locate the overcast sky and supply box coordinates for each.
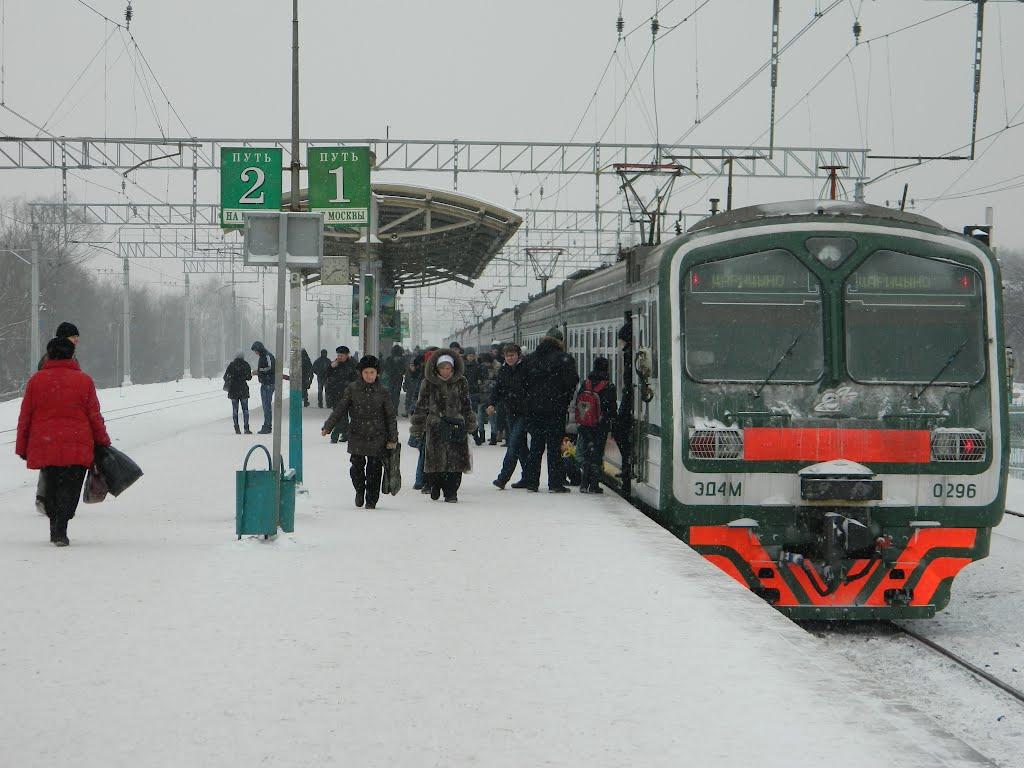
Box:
[2,0,1023,344]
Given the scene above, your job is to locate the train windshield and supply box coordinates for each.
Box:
[844,250,985,384]
[684,249,824,383]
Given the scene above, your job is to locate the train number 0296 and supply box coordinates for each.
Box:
[694,481,743,498]
[932,482,977,499]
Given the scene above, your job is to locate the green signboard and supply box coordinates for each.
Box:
[220,147,283,228]
[307,146,371,228]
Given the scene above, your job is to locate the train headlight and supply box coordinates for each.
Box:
[930,429,986,462]
[689,428,743,459]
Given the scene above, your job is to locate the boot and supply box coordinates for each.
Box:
[488,436,498,446]
[50,517,69,547]
[430,484,441,501]
[590,484,604,494]
[244,426,252,434]
[355,488,365,508]
[234,424,241,434]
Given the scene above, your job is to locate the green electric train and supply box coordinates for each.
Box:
[448,200,1010,619]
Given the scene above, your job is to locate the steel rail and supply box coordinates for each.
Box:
[890,621,1024,706]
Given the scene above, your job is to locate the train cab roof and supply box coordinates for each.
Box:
[686,199,945,234]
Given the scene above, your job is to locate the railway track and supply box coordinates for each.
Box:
[888,621,1024,706]
[0,388,226,444]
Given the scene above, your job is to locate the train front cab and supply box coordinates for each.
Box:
[658,215,1008,620]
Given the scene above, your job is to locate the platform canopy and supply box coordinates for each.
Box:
[295,182,522,289]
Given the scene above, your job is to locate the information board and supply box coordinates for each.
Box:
[307,146,371,228]
[220,147,283,228]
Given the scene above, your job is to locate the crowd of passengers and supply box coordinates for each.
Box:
[308,327,620,507]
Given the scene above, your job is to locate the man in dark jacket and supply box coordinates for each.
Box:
[516,328,579,492]
[311,349,331,407]
[382,344,406,414]
[576,356,617,493]
[325,346,358,443]
[250,341,276,434]
[301,349,314,407]
[487,343,529,489]
[462,348,485,442]
[321,355,398,510]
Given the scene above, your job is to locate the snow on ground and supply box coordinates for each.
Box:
[0,377,229,496]
[0,399,1002,767]
[812,482,1024,768]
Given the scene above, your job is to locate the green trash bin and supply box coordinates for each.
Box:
[236,445,296,539]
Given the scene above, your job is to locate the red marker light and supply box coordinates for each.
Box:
[960,274,971,289]
[963,439,975,454]
[691,272,701,288]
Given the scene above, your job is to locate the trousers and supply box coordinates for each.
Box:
[577,426,609,489]
[41,465,88,540]
[496,414,528,484]
[260,384,274,429]
[524,419,566,490]
[231,398,249,429]
[317,377,326,408]
[350,455,384,504]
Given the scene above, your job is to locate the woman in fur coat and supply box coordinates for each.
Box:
[409,350,476,502]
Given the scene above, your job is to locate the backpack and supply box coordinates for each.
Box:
[574,380,607,428]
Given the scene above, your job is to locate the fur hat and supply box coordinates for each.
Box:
[357,355,380,372]
[336,345,350,355]
[55,321,79,339]
[546,326,564,341]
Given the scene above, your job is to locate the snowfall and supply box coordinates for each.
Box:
[1,379,1022,767]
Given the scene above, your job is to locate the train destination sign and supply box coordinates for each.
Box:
[688,250,817,294]
[220,147,283,229]
[847,251,978,296]
[307,146,371,228]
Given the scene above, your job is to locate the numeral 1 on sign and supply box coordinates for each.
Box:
[329,166,351,204]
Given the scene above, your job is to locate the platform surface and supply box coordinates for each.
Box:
[0,384,995,767]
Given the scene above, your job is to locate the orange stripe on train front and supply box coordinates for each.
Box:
[743,427,931,463]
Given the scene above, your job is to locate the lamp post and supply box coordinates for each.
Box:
[2,229,41,378]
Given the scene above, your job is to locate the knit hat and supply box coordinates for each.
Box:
[593,356,609,373]
[546,326,564,341]
[55,321,79,339]
[357,355,380,371]
[336,345,350,355]
[436,354,455,367]
[46,337,75,360]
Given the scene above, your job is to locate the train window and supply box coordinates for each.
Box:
[844,250,985,384]
[684,249,824,383]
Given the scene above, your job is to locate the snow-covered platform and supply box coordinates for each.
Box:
[0,385,996,767]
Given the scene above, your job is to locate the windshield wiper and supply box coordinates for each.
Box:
[913,338,969,400]
[753,334,801,398]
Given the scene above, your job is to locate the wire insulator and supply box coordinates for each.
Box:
[852,20,862,44]
[616,15,624,40]
[651,16,660,39]
[125,2,133,28]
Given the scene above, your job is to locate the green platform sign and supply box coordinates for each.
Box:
[308,146,371,228]
[220,147,283,228]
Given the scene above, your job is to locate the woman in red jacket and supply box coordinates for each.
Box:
[16,337,111,546]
